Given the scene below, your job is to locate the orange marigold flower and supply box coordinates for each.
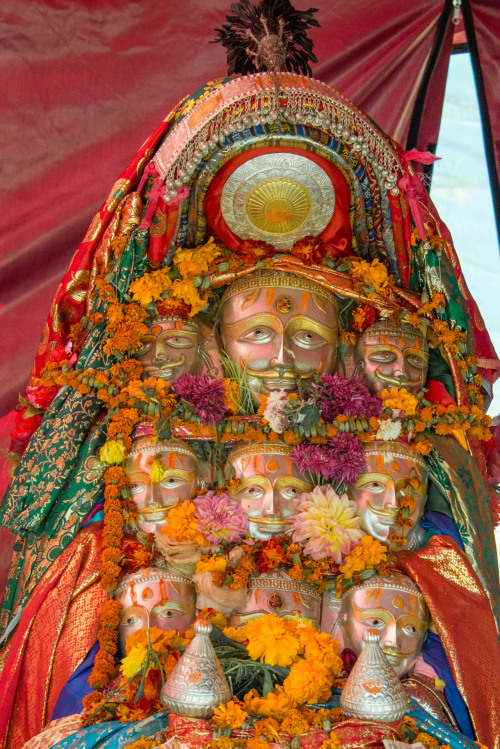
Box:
[211,699,248,730]
[280,708,310,737]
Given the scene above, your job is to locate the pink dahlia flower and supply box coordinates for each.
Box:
[193,491,248,544]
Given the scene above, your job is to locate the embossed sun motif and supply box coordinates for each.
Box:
[246,178,311,234]
[220,153,336,249]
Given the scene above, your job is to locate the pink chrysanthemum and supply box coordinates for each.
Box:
[289,485,364,561]
[193,491,248,544]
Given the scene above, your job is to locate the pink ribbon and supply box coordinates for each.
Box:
[398,149,440,241]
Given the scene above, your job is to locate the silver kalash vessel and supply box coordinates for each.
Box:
[161,619,231,718]
[340,629,408,723]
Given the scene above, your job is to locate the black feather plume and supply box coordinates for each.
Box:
[214,0,319,77]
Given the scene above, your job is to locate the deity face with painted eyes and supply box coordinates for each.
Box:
[124,436,200,534]
[227,444,313,540]
[114,569,196,654]
[136,316,205,382]
[354,321,429,395]
[219,272,338,396]
[338,573,429,678]
[349,442,428,550]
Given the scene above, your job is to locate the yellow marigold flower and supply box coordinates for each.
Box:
[170,279,207,316]
[253,717,281,741]
[150,454,165,484]
[99,438,127,465]
[349,258,392,296]
[283,660,334,705]
[339,535,387,579]
[211,699,248,730]
[245,614,302,667]
[299,629,343,676]
[121,644,147,679]
[280,707,310,736]
[246,738,271,749]
[243,685,297,721]
[161,500,206,545]
[129,268,172,307]
[379,386,419,417]
[320,731,342,749]
[173,237,221,279]
[196,554,227,573]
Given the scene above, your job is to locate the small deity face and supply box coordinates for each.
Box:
[228,447,313,540]
[354,326,428,394]
[349,448,427,548]
[124,438,200,534]
[116,574,196,653]
[220,276,338,396]
[229,571,321,628]
[340,579,429,677]
[137,318,203,382]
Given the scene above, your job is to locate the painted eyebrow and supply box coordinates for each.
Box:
[353,472,391,489]
[274,477,313,493]
[284,316,337,344]
[222,314,282,339]
[233,476,273,493]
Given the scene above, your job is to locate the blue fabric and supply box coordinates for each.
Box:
[421,510,464,550]
[51,643,101,720]
[407,698,477,748]
[51,712,169,749]
[422,631,474,738]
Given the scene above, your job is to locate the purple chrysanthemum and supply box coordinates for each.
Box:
[193,491,248,544]
[292,432,365,490]
[172,374,231,425]
[326,432,366,487]
[315,374,382,421]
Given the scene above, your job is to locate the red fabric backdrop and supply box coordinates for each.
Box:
[1,0,499,452]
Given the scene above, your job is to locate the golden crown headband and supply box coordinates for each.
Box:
[220,271,339,309]
[129,436,199,461]
[358,320,429,346]
[249,569,322,602]
[228,442,293,462]
[362,441,429,473]
[342,573,427,607]
[115,567,194,594]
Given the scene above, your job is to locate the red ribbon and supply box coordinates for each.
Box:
[398,149,440,240]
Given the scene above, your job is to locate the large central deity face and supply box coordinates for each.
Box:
[349,443,428,548]
[137,317,204,382]
[220,273,338,396]
[339,574,429,678]
[228,444,313,540]
[354,322,429,395]
[124,437,200,534]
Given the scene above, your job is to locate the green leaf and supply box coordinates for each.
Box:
[192,276,202,288]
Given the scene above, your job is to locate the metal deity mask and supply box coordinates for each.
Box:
[220,272,338,397]
[114,568,196,654]
[137,316,206,383]
[124,436,201,534]
[229,569,322,628]
[227,443,313,540]
[354,321,429,395]
[338,573,429,678]
[349,442,428,550]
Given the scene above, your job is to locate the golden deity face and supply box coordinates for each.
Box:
[354,323,429,395]
[115,570,196,653]
[339,574,429,678]
[220,273,338,396]
[349,444,427,548]
[137,317,204,382]
[124,437,200,534]
[229,569,322,628]
[227,445,313,540]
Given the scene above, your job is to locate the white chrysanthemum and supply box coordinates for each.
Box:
[289,485,364,561]
[375,419,402,440]
[263,389,290,434]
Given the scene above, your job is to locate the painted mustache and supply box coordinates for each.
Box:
[139,499,180,517]
[368,503,399,519]
[144,355,186,374]
[383,646,415,660]
[250,514,291,527]
[374,369,422,388]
